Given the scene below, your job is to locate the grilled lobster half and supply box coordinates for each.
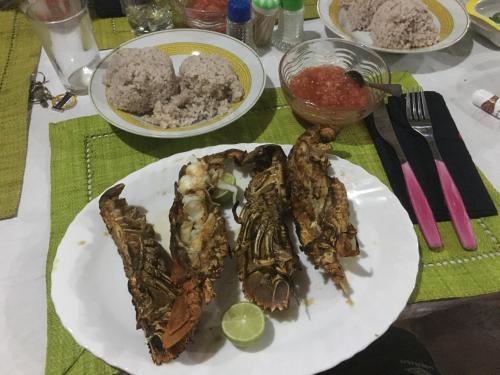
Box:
[287,127,359,294]
[233,145,299,311]
[99,183,201,364]
[169,149,247,304]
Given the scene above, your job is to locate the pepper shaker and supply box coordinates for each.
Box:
[252,0,279,48]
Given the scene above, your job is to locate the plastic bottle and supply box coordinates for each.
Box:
[227,0,253,46]
[252,0,279,48]
[273,0,303,51]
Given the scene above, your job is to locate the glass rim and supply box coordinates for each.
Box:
[25,0,88,25]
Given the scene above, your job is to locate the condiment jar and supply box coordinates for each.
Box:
[227,0,253,46]
[273,0,304,51]
[252,0,279,48]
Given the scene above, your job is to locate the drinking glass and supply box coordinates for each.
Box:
[25,0,100,95]
[120,0,173,35]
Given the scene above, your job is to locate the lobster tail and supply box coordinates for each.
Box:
[243,271,291,311]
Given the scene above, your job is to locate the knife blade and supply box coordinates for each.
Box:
[373,105,407,163]
[372,104,442,249]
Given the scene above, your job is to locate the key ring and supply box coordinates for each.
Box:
[29,72,53,108]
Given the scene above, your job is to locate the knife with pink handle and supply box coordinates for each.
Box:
[373,105,443,249]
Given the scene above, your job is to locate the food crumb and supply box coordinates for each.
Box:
[78,240,86,246]
[346,298,354,306]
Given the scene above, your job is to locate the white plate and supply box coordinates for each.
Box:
[89,30,265,138]
[318,0,470,54]
[51,144,419,375]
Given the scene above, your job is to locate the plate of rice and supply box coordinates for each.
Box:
[89,29,265,138]
[318,0,470,54]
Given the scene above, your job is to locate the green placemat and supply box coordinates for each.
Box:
[0,10,40,219]
[45,76,500,374]
[305,0,319,19]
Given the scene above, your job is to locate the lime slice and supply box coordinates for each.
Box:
[212,172,236,204]
[221,302,265,348]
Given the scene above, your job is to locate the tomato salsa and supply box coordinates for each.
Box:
[190,0,227,11]
[289,65,372,108]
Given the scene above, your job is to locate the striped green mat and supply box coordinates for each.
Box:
[0,3,319,220]
[46,75,499,374]
[0,10,40,219]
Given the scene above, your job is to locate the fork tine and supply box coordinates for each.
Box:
[411,92,419,121]
[405,92,412,121]
[416,92,424,121]
[419,90,430,120]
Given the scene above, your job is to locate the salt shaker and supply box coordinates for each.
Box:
[273,0,304,51]
[227,0,253,46]
[472,89,500,119]
[252,0,279,48]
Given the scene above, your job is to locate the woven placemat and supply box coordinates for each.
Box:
[46,77,499,373]
[305,0,319,19]
[0,10,40,219]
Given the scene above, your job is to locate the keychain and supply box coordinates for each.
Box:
[29,72,52,108]
[29,72,77,111]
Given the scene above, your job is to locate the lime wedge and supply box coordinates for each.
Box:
[212,172,236,204]
[221,302,265,348]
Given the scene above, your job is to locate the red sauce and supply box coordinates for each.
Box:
[289,65,371,108]
[190,0,227,11]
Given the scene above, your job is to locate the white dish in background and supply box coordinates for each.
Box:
[89,29,265,138]
[51,144,419,375]
[466,0,500,47]
[318,0,470,54]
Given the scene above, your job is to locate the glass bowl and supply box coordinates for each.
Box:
[172,0,227,33]
[279,38,390,127]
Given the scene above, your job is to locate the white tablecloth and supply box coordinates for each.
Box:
[1,19,499,374]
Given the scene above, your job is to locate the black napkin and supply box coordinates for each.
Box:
[365,91,497,224]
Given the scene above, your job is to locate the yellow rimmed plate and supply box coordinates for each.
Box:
[317,0,470,54]
[89,29,265,138]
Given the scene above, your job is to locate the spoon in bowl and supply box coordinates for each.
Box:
[346,70,403,97]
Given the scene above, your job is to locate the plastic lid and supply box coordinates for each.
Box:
[228,0,252,23]
[281,0,303,11]
[252,0,279,10]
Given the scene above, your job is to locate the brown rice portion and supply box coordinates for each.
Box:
[370,0,440,49]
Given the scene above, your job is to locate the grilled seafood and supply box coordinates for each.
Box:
[287,127,359,294]
[233,145,299,311]
[99,184,201,364]
[169,149,247,304]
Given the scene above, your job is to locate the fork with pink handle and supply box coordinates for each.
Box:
[405,90,477,250]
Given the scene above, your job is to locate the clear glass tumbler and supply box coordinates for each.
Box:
[120,0,173,35]
[25,0,100,95]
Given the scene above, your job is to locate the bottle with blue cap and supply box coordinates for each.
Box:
[227,0,253,46]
